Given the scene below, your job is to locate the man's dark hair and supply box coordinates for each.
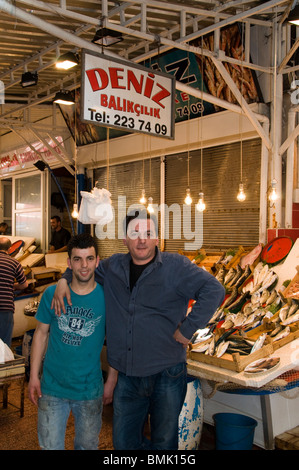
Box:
[51,215,61,223]
[0,222,8,229]
[124,209,158,236]
[67,233,98,258]
[0,237,11,251]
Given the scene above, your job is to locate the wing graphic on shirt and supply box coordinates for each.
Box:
[57,314,102,338]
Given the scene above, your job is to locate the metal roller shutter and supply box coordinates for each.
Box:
[164,138,261,252]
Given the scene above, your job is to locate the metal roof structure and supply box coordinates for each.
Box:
[0,0,298,156]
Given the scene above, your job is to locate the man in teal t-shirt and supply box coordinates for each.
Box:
[28,233,115,450]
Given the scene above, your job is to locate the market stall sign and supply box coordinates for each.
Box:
[81,50,175,139]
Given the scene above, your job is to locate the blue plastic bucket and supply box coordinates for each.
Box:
[213,413,257,450]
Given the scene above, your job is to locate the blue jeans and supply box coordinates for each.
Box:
[0,311,14,347]
[113,362,187,450]
[38,394,103,450]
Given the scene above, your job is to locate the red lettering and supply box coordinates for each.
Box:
[101,94,108,106]
[86,67,171,109]
[127,101,134,113]
[127,70,143,94]
[109,67,126,89]
[144,73,155,98]
[86,69,109,91]
[151,84,171,108]
[108,96,117,109]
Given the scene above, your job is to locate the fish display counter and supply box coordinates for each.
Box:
[186,238,299,449]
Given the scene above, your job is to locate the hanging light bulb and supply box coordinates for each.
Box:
[72,203,79,218]
[140,189,147,204]
[237,183,246,202]
[147,196,154,214]
[196,192,206,212]
[184,188,192,205]
[269,179,278,202]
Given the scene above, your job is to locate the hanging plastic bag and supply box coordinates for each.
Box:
[78,187,113,226]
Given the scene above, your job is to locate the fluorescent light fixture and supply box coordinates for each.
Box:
[286,4,299,25]
[21,71,38,87]
[92,28,123,47]
[53,90,75,105]
[56,52,79,70]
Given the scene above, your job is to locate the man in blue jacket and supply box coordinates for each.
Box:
[52,210,225,450]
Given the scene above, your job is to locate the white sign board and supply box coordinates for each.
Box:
[81,50,175,139]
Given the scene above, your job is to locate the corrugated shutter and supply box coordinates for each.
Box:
[164,138,261,252]
[94,158,160,258]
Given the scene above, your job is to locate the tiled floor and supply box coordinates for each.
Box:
[0,338,263,451]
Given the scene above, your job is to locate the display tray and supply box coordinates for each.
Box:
[243,357,280,376]
[188,340,273,372]
[245,308,299,352]
[0,354,25,379]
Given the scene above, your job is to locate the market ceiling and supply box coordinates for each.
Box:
[0,0,298,144]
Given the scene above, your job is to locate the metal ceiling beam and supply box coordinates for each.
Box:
[278,36,299,73]
[26,125,75,175]
[46,133,74,166]
[8,125,54,169]
[210,57,272,148]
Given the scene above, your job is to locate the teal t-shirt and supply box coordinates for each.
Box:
[35,283,105,401]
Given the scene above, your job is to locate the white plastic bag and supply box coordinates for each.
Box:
[78,187,113,226]
[0,339,14,363]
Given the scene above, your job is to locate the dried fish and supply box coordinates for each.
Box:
[250,281,263,294]
[257,264,269,285]
[234,312,246,327]
[243,302,254,316]
[251,291,261,306]
[221,287,239,309]
[208,308,225,325]
[227,291,249,313]
[224,267,236,285]
[279,304,290,322]
[260,289,270,305]
[192,339,212,353]
[272,326,290,342]
[227,264,243,287]
[253,262,264,286]
[257,273,278,293]
[216,267,225,283]
[269,323,283,337]
[287,300,299,318]
[234,264,251,288]
[206,337,215,356]
[281,312,299,326]
[216,341,230,358]
[242,280,253,294]
[215,328,238,347]
[243,312,258,327]
[221,315,235,330]
[251,332,267,353]
[266,289,278,306]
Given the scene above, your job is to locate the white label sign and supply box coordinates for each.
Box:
[81,50,175,139]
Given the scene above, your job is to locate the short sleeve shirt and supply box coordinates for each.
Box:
[36,283,106,400]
